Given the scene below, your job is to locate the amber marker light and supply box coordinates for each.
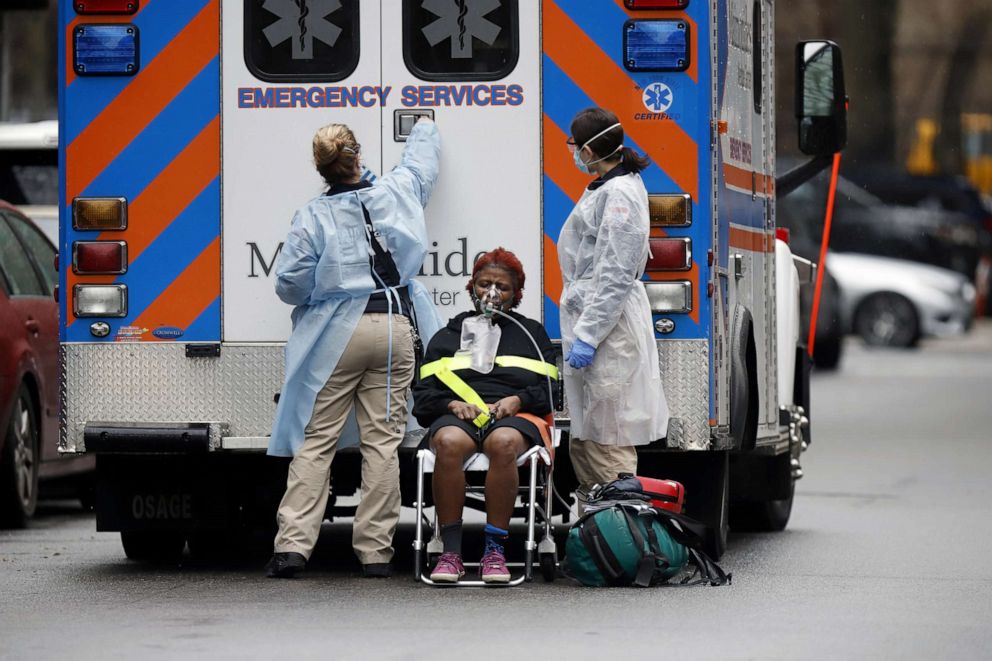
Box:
[73,197,127,231]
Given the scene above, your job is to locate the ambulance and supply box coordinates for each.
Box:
[57,0,846,561]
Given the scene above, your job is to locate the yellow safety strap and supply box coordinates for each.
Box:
[420,355,558,380]
[433,367,491,429]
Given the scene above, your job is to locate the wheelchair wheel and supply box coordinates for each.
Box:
[540,553,557,583]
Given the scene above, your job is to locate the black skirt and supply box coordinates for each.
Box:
[424,414,542,450]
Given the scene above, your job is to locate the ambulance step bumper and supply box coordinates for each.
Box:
[84,423,211,453]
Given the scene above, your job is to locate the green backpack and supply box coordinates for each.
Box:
[565,503,688,587]
[564,500,730,588]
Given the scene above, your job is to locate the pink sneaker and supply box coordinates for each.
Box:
[480,550,510,583]
[430,552,465,583]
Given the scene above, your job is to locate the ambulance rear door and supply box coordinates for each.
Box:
[222,0,384,342]
[380,0,542,322]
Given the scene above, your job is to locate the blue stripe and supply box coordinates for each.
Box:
[65,0,211,144]
[181,296,220,341]
[114,177,219,324]
[543,295,561,340]
[542,55,680,193]
[78,57,218,201]
[543,175,574,241]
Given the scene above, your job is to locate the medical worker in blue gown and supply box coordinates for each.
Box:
[265,118,442,579]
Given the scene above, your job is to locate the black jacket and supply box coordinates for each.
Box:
[412,310,558,427]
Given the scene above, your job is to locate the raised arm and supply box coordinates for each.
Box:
[381,119,441,207]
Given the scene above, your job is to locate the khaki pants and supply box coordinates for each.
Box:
[569,437,637,515]
[274,314,415,564]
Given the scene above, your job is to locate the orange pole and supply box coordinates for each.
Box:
[808,152,842,356]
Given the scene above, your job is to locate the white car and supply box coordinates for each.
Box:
[828,252,975,347]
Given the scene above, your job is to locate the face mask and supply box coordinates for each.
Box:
[471,284,503,316]
[572,122,623,174]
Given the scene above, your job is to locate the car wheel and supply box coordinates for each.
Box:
[854,293,920,347]
[0,385,40,529]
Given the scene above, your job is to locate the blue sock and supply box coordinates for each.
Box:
[484,523,508,555]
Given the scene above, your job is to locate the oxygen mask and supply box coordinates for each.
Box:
[481,284,501,317]
[460,286,502,374]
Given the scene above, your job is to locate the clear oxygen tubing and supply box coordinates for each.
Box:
[486,305,575,515]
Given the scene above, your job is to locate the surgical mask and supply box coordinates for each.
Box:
[572,122,623,174]
[458,315,502,374]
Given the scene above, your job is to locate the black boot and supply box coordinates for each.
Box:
[266,552,307,578]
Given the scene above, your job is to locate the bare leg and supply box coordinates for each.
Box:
[482,428,529,529]
[430,427,477,525]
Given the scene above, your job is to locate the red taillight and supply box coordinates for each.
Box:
[625,0,689,9]
[72,241,128,275]
[646,238,691,271]
[74,0,139,14]
[776,227,791,244]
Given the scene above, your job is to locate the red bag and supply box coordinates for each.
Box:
[635,476,685,513]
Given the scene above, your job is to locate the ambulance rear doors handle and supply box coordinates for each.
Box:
[394,110,434,141]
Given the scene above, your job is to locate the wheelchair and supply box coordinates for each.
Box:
[412,418,560,586]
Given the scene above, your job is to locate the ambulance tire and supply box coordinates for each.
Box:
[699,451,730,561]
[730,478,795,532]
[0,385,40,529]
[730,307,759,451]
[121,531,186,563]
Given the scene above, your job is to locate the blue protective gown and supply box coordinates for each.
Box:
[267,121,443,457]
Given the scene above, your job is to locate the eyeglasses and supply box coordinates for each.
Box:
[342,143,361,155]
[565,138,578,153]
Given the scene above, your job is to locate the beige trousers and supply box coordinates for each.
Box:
[569,437,638,514]
[274,313,415,564]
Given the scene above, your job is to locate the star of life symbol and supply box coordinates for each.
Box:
[262,0,343,60]
[642,82,674,114]
[421,0,503,59]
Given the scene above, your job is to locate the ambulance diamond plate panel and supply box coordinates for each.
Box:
[60,344,284,452]
[658,340,711,450]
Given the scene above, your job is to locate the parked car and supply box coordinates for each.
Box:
[0,120,58,245]
[844,166,992,316]
[778,166,989,287]
[828,252,975,347]
[0,200,93,528]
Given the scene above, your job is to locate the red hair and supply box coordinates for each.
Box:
[466,247,526,309]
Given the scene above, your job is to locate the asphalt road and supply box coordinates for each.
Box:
[2,325,991,660]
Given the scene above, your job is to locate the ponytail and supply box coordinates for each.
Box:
[620,146,650,174]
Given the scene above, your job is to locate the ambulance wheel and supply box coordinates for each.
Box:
[0,385,39,529]
[701,452,730,561]
[121,531,186,563]
[730,483,795,532]
[540,553,557,582]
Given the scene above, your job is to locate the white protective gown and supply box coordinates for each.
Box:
[267,121,443,457]
[558,171,669,446]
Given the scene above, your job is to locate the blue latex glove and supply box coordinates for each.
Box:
[565,339,596,369]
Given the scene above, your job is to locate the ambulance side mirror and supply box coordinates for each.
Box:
[795,40,847,156]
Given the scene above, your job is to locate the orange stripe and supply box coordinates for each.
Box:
[612,0,698,84]
[132,237,219,335]
[65,0,153,88]
[66,0,218,201]
[544,0,699,200]
[723,163,774,196]
[543,233,563,305]
[106,115,219,259]
[65,116,219,328]
[645,261,700,324]
[543,114,590,203]
[729,226,775,253]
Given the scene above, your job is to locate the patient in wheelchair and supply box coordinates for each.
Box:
[412,248,558,583]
